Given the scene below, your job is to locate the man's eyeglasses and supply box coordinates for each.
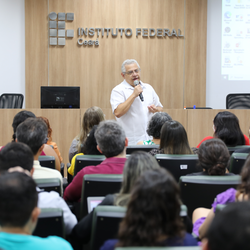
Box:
[124,68,141,76]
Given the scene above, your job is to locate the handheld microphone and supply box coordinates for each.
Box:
[134,80,144,102]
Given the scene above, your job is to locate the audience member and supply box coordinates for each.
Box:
[202,202,250,250]
[64,120,127,202]
[38,116,63,163]
[197,111,249,148]
[69,151,160,248]
[137,112,172,145]
[192,151,250,239]
[0,142,77,235]
[101,168,197,250]
[149,120,193,156]
[9,110,61,171]
[68,125,103,176]
[68,106,105,163]
[188,139,233,176]
[16,117,63,193]
[0,171,73,250]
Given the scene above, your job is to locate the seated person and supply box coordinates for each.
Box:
[0,142,77,235]
[64,120,127,202]
[16,117,63,194]
[137,112,172,145]
[101,168,197,250]
[192,151,250,240]
[202,202,250,250]
[149,120,193,156]
[0,171,72,250]
[38,116,63,163]
[68,125,103,176]
[69,106,105,163]
[197,111,249,148]
[188,139,234,176]
[69,151,161,248]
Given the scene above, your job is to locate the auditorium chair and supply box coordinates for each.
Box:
[179,175,241,217]
[90,205,189,250]
[229,152,248,174]
[155,154,200,181]
[35,178,62,196]
[74,155,106,176]
[126,145,158,154]
[33,208,64,238]
[38,156,56,170]
[80,174,123,219]
[226,93,250,109]
[0,93,24,108]
[227,145,250,155]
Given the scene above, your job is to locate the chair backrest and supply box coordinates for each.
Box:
[0,93,24,108]
[90,205,189,250]
[226,93,250,109]
[155,154,200,181]
[35,178,61,196]
[227,146,250,155]
[74,155,106,176]
[180,175,241,217]
[38,156,56,170]
[33,208,64,238]
[80,174,123,218]
[229,153,248,174]
[126,145,159,154]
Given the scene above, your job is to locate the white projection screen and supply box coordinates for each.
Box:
[206,0,250,109]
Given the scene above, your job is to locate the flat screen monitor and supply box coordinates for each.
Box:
[41,86,80,108]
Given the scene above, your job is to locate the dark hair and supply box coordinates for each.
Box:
[81,125,102,155]
[213,111,245,147]
[37,116,52,141]
[95,120,126,158]
[117,168,184,246]
[236,153,250,200]
[0,172,38,227]
[206,202,250,250]
[146,112,172,139]
[160,120,193,154]
[198,139,230,175]
[0,142,34,172]
[12,111,36,141]
[115,151,160,206]
[16,118,48,155]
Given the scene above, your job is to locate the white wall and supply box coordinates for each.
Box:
[0,0,25,106]
[206,0,250,109]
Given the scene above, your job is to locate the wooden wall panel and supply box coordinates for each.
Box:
[184,0,207,108]
[25,0,48,108]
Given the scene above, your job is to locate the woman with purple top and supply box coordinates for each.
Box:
[192,150,250,240]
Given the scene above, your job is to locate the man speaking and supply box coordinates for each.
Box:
[110,59,163,145]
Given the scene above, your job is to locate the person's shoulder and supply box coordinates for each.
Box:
[33,235,73,249]
[100,239,118,250]
[112,81,125,91]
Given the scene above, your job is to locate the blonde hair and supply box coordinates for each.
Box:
[76,107,105,152]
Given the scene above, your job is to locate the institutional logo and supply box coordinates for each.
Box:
[49,12,74,46]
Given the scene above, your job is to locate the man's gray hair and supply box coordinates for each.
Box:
[121,59,140,73]
[95,120,126,158]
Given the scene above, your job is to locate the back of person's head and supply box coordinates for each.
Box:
[205,202,250,250]
[81,125,102,155]
[78,106,105,152]
[160,120,192,154]
[12,111,36,141]
[95,120,126,158]
[117,168,184,247]
[115,151,161,206]
[236,153,250,199]
[147,112,172,139]
[213,111,245,147]
[198,139,230,175]
[0,142,34,173]
[0,171,38,228]
[16,117,48,155]
[37,116,52,141]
